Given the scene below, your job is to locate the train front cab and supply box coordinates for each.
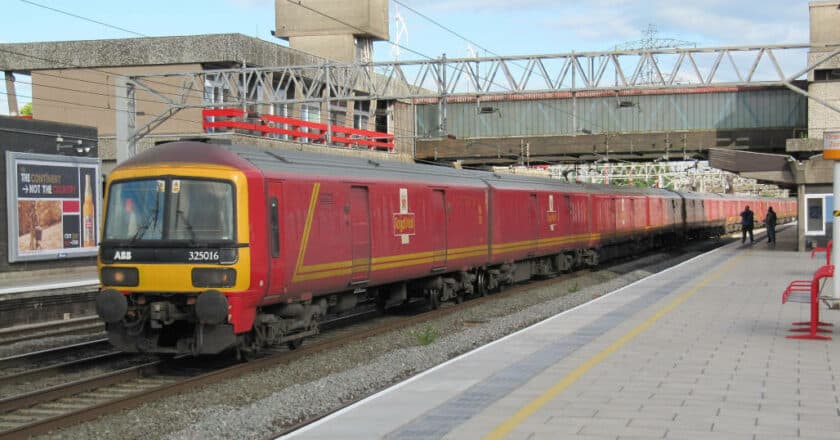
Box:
[95,165,257,355]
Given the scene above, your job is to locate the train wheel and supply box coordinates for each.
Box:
[287,339,303,350]
[476,270,488,297]
[375,293,387,313]
[429,289,441,309]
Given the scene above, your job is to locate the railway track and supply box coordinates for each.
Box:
[0,316,104,347]
[0,349,140,393]
[0,339,111,373]
[0,239,729,438]
[0,273,556,439]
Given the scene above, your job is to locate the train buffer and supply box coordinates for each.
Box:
[781,263,833,340]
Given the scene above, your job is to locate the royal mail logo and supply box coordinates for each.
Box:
[393,213,416,236]
[395,188,413,244]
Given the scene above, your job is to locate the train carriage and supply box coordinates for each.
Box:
[95,141,797,356]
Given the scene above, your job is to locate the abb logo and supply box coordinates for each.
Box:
[113,251,132,261]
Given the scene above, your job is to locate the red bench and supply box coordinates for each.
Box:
[782,262,834,340]
[810,240,833,266]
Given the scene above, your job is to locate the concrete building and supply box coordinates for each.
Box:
[807,1,840,140]
[274,0,389,63]
[782,1,840,249]
[0,0,410,174]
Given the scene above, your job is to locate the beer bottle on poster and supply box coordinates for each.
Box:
[83,174,95,247]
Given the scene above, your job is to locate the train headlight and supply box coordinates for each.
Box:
[192,268,236,288]
[101,267,139,287]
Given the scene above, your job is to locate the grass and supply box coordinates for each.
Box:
[412,324,439,346]
[568,282,580,293]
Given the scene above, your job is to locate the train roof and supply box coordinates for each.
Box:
[227,143,696,196]
[119,141,785,200]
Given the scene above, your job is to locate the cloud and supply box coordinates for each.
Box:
[655,3,808,45]
[416,0,559,13]
[404,0,809,48]
[227,0,272,8]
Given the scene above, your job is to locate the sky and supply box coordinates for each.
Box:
[0,0,813,114]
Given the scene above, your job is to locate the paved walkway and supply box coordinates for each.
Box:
[0,266,98,295]
[286,225,840,439]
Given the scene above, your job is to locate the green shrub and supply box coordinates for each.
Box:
[412,324,439,345]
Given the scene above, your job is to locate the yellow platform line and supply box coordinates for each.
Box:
[484,249,748,440]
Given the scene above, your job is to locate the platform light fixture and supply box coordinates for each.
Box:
[56,138,93,155]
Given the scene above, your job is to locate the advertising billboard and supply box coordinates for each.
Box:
[5,152,101,263]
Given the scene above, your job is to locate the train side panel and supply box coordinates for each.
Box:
[489,187,539,263]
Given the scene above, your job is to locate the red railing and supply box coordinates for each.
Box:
[202,108,394,153]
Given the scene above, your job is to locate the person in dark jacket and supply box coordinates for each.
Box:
[764,206,777,245]
[740,206,754,244]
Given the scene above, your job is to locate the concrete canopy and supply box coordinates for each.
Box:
[708,147,832,186]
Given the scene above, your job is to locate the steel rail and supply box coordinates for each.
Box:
[0,350,130,388]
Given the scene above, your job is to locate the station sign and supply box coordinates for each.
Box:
[823,131,840,160]
[5,151,101,263]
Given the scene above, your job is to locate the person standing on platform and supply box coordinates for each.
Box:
[764,206,777,246]
[740,205,754,244]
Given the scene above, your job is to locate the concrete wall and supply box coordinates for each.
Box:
[0,34,327,71]
[33,64,205,138]
[807,82,840,139]
[289,35,357,63]
[275,0,389,40]
[392,100,415,157]
[810,1,840,44]
[807,2,840,141]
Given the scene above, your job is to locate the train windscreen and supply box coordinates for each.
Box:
[104,178,235,242]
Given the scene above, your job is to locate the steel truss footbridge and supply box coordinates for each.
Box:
[117,43,840,166]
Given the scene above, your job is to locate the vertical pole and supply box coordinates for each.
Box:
[241,62,247,116]
[325,64,332,146]
[832,161,840,300]
[439,53,447,137]
[115,77,136,163]
[4,72,19,115]
[798,184,807,252]
[823,131,840,302]
[571,51,576,135]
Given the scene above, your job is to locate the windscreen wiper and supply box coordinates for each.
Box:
[130,192,160,243]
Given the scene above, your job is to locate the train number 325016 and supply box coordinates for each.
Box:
[188,251,220,261]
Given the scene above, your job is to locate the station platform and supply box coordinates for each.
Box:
[0,266,99,329]
[287,224,840,440]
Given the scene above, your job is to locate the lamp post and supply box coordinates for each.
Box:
[822,130,840,304]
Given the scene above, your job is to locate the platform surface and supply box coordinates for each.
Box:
[0,265,98,295]
[286,225,840,440]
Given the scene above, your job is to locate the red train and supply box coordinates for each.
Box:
[94,141,796,355]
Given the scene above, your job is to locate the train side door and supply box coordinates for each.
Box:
[267,181,284,295]
[350,186,371,284]
[431,190,447,269]
[529,193,539,256]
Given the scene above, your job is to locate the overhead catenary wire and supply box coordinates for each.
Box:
[281,0,610,134]
[5,0,613,144]
[19,0,149,37]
